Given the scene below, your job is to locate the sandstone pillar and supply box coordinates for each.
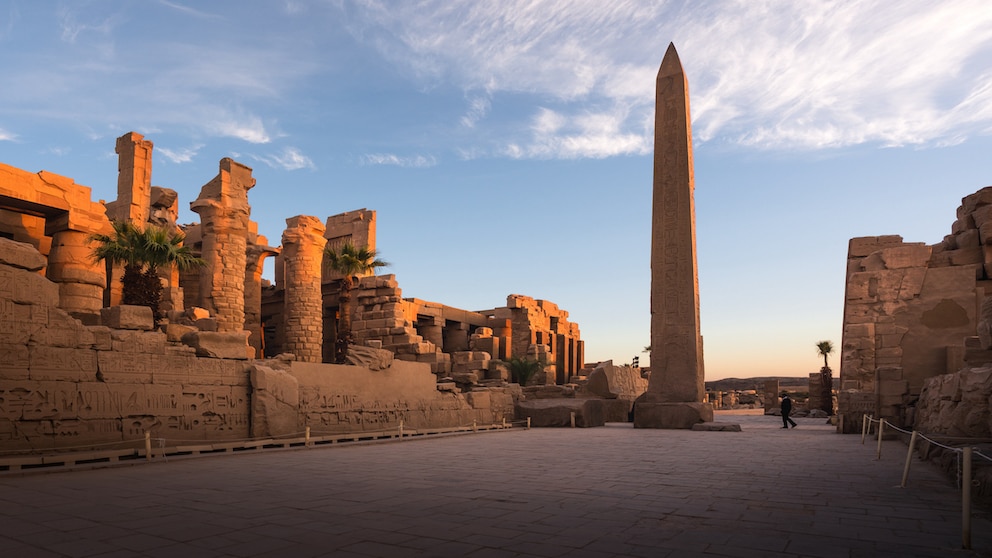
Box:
[190,158,254,332]
[46,229,106,319]
[634,43,713,428]
[106,131,153,224]
[245,242,279,357]
[281,216,327,363]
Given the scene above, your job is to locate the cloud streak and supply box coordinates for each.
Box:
[348,0,992,154]
[360,153,438,168]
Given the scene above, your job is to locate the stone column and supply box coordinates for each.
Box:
[634,43,713,429]
[106,131,153,224]
[190,158,254,333]
[281,215,327,363]
[245,242,279,357]
[418,316,445,348]
[46,229,106,320]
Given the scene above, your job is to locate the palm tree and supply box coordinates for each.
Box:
[324,242,388,363]
[816,340,833,369]
[502,356,544,386]
[815,340,835,415]
[90,221,204,322]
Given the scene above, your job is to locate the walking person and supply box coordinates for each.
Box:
[781,392,797,428]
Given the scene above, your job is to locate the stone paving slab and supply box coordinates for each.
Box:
[0,414,990,557]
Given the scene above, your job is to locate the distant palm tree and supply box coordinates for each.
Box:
[502,356,544,386]
[816,340,834,369]
[815,340,835,415]
[324,242,388,363]
[90,221,203,322]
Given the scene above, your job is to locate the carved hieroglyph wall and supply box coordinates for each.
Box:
[0,239,514,452]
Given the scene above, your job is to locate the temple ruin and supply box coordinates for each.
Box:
[0,131,627,453]
[839,187,992,438]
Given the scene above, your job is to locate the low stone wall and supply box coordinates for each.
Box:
[0,242,514,454]
[252,358,516,437]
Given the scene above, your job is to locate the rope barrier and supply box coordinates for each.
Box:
[861,414,989,551]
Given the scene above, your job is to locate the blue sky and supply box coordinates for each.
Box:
[2,1,991,380]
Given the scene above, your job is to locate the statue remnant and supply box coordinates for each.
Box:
[633,43,713,428]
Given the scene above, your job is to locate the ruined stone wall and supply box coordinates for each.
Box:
[251,358,514,437]
[0,242,251,451]
[840,186,992,431]
[495,294,584,384]
[0,239,512,452]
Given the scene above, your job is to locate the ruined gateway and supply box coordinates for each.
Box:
[0,131,647,453]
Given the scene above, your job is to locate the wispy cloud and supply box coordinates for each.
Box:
[0,127,15,141]
[251,147,315,171]
[461,96,491,128]
[348,0,992,154]
[156,144,203,164]
[56,5,118,43]
[360,153,438,168]
[156,0,223,20]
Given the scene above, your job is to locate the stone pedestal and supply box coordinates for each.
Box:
[633,395,713,429]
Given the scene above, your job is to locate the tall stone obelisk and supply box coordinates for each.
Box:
[633,43,713,429]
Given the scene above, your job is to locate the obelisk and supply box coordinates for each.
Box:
[633,43,713,429]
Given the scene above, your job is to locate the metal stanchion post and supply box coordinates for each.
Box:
[305,426,311,447]
[399,420,404,438]
[862,415,868,444]
[527,417,531,429]
[145,431,152,462]
[876,419,885,460]
[963,447,972,550]
[901,430,918,488]
[570,412,576,428]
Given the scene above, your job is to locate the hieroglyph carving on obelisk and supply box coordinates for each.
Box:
[634,43,712,429]
[649,42,705,403]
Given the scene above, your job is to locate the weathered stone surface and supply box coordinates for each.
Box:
[582,360,648,400]
[691,422,742,432]
[915,367,992,437]
[633,398,713,429]
[250,364,300,438]
[165,323,198,343]
[515,398,605,427]
[281,215,326,363]
[0,237,47,271]
[344,344,394,370]
[181,330,250,359]
[100,305,154,330]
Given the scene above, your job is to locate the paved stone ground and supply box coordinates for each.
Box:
[1,413,990,557]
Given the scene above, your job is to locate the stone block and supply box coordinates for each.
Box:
[515,398,605,427]
[0,343,30,380]
[187,306,211,321]
[452,372,480,385]
[101,305,154,330]
[110,329,167,354]
[87,326,112,350]
[0,238,47,271]
[180,330,250,359]
[633,397,713,429]
[691,422,742,432]
[0,266,59,306]
[165,323,199,342]
[250,364,300,438]
[344,344,394,371]
[29,346,98,382]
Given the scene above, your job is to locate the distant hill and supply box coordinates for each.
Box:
[705,376,810,392]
